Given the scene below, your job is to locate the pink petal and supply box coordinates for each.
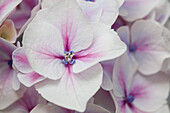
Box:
[131,72,169,112]
[17,0,41,36]
[112,52,138,98]
[0,0,22,25]
[35,63,103,112]
[18,72,45,87]
[12,47,32,73]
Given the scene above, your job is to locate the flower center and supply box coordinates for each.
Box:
[85,0,95,2]
[62,51,75,65]
[126,95,135,104]
[129,45,136,52]
[8,60,13,68]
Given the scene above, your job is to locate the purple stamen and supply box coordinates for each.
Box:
[126,95,135,104]
[62,51,75,65]
[85,0,95,2]
[8,60,13,68]
[129,45,136,52]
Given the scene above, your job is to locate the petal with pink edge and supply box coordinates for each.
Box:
[18,72,45,87]
[23,22,65,80]
[12,47,32,73]
[112,52,138,98]
[73,23,126,73]
[131,72,169,112]
[0,0,22,25]
[131,20,170,75]
[32,0,93,52]
[35,63,103,112]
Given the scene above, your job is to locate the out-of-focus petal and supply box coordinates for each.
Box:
[131,72,169,112]
[0,0,22,25]
[131,20,170,75]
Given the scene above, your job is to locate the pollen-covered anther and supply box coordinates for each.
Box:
[62,51,75,65]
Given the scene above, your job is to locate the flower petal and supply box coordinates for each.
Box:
[17,0,41,36]
[23,22,65,80]
[112,52,138,98]
[0,0,22,25]
[18,72,45,87]
[12,47,32,73]
[100,60,115,90]
[94,0,120,25]
[131,72,169,112]
[0,70,25,110]
[73,23,126,73]
[32,0,93,52]
[35,63,103,112]
[131,20,170,75]
[120,0,160,21]
[77,0,102,23]
[0,87,46,113]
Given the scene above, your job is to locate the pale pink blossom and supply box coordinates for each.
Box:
[110,54,169,113]
[22,0,126,111]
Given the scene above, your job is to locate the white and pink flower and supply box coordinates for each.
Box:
[16,0,126,111]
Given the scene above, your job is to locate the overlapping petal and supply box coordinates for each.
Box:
[73,23,126,73]
[0,0,22,25]
[35,64,103,112]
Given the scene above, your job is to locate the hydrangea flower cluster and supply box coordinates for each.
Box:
[0,0,170,113]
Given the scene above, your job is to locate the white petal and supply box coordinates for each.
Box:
[131,20,170,75]
[33,0,93,52]
[73,23,126,73]
[23,22,65,80]
[35,63,103,112]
